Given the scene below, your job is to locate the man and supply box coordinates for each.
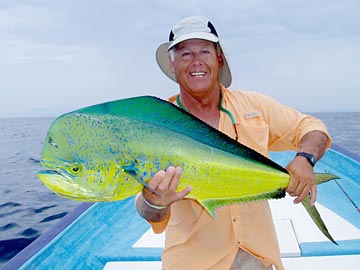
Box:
[136,16,331,270]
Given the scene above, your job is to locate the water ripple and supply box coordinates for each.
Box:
[40,212,68,223]
[0,223,18,231]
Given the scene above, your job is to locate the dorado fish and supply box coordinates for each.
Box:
[38,96,338,244]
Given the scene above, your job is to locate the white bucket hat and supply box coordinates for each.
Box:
[156,16,232,88]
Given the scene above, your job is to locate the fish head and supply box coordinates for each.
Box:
[38,113,137,201]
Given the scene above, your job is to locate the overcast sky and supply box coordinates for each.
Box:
[0,0,359,117]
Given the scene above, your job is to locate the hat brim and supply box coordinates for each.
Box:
[156,40,232,88]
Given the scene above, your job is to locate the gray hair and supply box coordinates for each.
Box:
[168,43,222,62]
[169,47,175,62]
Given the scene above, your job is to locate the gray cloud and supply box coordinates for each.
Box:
[0,0,359,117]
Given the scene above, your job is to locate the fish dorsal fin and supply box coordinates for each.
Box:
[73,96,287,173]
[200,188,286,218]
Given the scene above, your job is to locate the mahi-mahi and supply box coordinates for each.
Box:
[38,96,338,244]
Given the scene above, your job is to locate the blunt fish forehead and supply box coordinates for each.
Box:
[44,113,121,158]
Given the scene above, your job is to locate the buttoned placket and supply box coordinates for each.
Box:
[230,207,242,247]
[219,93,242,247]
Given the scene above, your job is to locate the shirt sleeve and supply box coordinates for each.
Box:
[249,92,332,151]
[149,217,170,234]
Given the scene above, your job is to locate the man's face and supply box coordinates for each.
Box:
[170,39,223,95]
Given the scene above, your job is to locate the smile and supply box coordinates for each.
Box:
[190,72,206,77]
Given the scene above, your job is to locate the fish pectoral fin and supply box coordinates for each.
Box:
[302,195,338,245]
[200,189,286,218]
[122,160,162,197]
[122,162,139,176]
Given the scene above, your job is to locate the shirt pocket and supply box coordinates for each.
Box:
[235,119,270,155]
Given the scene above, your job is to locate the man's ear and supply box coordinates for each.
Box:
[218,53,224,68]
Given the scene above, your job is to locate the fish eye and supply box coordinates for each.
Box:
[70,164,81,174]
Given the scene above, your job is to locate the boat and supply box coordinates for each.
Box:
[3,144,360,270]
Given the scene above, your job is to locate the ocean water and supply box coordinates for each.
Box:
[0,118,81,267]
[0,113,359,267]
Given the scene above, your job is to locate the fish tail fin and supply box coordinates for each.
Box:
[314,173,339,185]
[302,195,338,245]
[300,173,338,244]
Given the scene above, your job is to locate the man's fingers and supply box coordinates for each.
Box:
[157,166,176,193]
[168,166,182,191]
[142,166,188,206]
[286,176,298,195]
[309,185,317,206]
[292,184,317,205]
[174,186,193,201]
[293,188,308,204]
[147,170,165,191]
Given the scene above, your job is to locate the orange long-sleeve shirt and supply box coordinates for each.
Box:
[148,86,331,270]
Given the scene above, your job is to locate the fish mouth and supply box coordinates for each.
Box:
[38,169,74,183]
[38,169,114,201]
[38,169,78,198]
[39,169,64,176]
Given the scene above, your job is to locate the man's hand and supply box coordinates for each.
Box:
[286,157,317,205]
[136,166,192,223]
[286,130,330,205]
[142,166,192,208]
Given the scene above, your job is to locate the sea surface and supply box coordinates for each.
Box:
[0,113,359,267]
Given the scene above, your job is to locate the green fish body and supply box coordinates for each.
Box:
[38,96,338,244]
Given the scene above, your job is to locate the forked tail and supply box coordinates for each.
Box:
[302,172,339,245]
